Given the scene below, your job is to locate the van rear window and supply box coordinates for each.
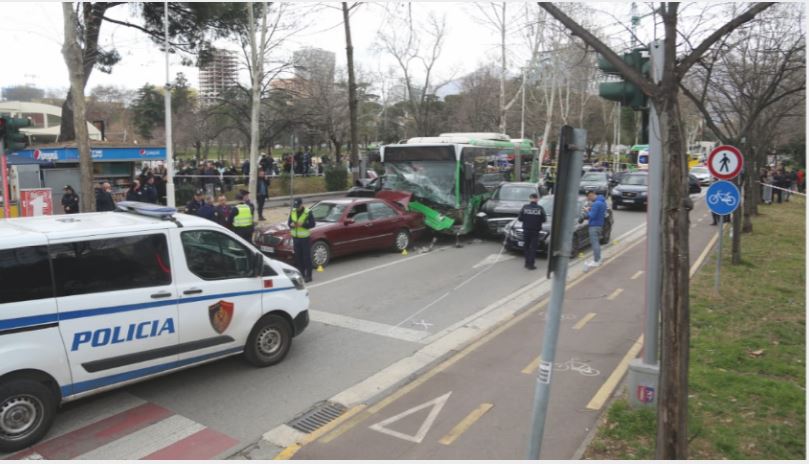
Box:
[50,234,171,297]
[0,246,53,304]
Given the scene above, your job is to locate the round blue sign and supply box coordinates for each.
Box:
[706,180,740,215]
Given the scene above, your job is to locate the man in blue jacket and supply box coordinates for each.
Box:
[584,190,607,269]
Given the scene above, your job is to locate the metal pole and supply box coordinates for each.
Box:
[520,67,526,140]
[643,41,663,365]
[526,127,584,459]
[1,142,9,218]
[163,1,175,207]
[715,217,723,290]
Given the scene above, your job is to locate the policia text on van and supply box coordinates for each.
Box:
[0,202,310,452]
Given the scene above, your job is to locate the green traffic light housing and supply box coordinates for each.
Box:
[0,117,32,152]
[597,48,650,110]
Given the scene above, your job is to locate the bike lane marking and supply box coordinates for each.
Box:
[630,270,644,280]
[368,392,451,443]
[572,312,597,330]
[606,288,624,300]
[585,335,645,410]
[438,403,494,446]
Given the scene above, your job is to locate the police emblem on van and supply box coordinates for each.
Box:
[209,300,234,334]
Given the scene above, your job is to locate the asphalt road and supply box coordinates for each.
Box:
[4,196,660,460]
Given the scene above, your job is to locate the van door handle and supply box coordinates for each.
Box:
[150,291,172,299]
[183,288,203,295]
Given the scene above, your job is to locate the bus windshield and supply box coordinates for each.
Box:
[383,161,457,207]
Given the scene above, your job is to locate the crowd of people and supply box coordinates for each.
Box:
[760,166,804,205]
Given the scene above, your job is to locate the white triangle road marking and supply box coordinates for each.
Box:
[368,392,452,443]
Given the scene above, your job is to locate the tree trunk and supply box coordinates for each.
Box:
[343,2,360,183]
[498,2,507,134]
[731,174,743,264]
[247,2,268,220]
[61,3,95,213]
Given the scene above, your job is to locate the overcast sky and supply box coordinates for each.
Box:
[1,1,733,97]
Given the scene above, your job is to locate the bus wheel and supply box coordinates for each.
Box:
[0,379,56,453]
[311,240,331,268]
[393,229,410,252]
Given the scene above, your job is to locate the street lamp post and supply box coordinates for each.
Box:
[163,1,176,207]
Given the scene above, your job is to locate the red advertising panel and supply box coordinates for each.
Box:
[20,188,53,217]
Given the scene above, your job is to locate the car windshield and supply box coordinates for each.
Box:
[622,175,648,186]
[581,172,607,182]
[495,186,536,201]
[310,202,347,222]
[691,167,708,174]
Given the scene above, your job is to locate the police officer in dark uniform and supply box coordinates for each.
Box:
[518,192,546,270]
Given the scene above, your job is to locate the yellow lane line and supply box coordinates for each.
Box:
[606,288,624,300]
[572,312,597,330]
[313,235,648,447]
[690,229,720,278]
[438,403,494,445]
[586,335,644,410]
[630,270,643,280]
[273,404,367,458]
[521,357,539,375]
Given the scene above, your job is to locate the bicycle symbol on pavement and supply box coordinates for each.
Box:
[553,358,601,376]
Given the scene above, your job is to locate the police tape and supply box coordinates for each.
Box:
[757,181,806,197]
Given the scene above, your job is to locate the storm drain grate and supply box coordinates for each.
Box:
[288,401,347,434]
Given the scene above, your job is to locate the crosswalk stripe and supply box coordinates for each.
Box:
[75,415,205,460]
[11,403,173,459]
[142,427,240,460]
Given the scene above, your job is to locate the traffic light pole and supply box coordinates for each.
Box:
[627,39,663,408]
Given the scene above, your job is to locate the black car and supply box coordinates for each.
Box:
[503,195,613,257]
[346,176,382,197]
[476,182,543,236]
[611,171,649,209]
[688,174,701,194]
[609,170,630,188]
[579,171,610,196]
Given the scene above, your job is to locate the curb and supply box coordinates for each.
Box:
[235,222,649,459]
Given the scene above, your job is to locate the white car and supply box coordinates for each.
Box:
[0,202,309,452]
[689,166,713,185]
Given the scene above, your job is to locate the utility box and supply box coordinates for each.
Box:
[628,358,659,408]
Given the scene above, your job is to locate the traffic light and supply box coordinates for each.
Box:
[597,49,649,110]
[0,116,32,152]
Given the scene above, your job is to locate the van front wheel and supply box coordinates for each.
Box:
[245,314,292,367]
[0,379,56,453]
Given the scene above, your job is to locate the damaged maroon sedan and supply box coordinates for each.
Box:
[254,197,426,267]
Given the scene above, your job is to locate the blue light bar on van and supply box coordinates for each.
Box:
[115,201,177,218]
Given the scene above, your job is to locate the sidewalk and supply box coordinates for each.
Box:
[281,202,720,459]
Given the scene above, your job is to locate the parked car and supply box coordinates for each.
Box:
[609,170,630,188]
[255,198,426,267]
[476,182,543,236]
[611,172,649,209]
[346,176,382,197]
[503,194,613,257]
[688,174,702,194]
[579,171,610,196]
[689,166,713,185]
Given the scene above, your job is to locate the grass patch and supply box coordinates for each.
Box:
[585,198,806,459]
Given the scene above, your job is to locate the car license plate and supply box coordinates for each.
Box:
[260,246,274,253]
[518,241,524,247]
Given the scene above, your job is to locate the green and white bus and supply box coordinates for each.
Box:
[379,133,538,236]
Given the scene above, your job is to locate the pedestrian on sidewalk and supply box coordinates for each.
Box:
[517,192,546,270]
[61,185,79,214]
[797,168,805,194]
[95,182,116,212]
[256,170,270,221]
[288,198,315,282]
[583,190,606,270]
[761,168,773,205]
[185,189,204,215]
[197,195,216,222]
[214,195,232,229]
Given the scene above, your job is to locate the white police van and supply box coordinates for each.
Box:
[0,202,309,452]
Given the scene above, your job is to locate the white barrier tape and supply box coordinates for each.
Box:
[757,181,806,197]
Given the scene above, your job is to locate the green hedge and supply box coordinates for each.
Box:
[324,166,349,192]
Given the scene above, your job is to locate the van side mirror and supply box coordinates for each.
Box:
[344,218,355,226]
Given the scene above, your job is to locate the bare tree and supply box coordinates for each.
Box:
[376,5,452,136]
[61,3,95,213]
[537,2,774,459]
[680,3,805,252]
[342,2,361,181]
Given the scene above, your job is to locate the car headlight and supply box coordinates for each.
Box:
[283,268,305,290]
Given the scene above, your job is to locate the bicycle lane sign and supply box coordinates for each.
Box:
[706,180,740,215]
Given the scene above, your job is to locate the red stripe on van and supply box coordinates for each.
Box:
[141,427,239,460]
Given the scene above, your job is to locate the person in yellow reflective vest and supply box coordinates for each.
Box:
[229,192,255,242]
[288,198,315,282]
